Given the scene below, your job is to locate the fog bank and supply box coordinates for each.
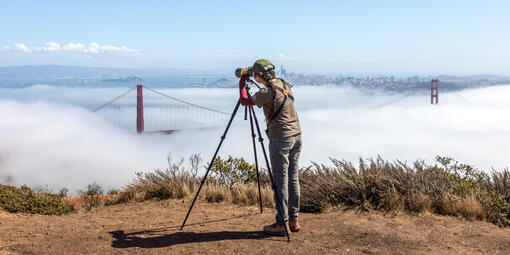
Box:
[1,85,509,192]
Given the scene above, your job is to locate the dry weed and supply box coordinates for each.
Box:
[113,154,510,227]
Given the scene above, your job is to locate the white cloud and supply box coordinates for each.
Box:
[277,52,287,58]
[42,42,61,52]
[87,42,101,54]
[14,43,32,53]
[97,44,138,55]
[1,45,9,51]
[0,99,169,191]
[33,42,61,52]
[5,42,140,56]
[82,43,140,56]
[62,42,87,52]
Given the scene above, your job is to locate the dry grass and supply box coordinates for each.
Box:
[299,156,510,226]
[114,154,510,227]
[116,154,275,208]
[440,195,485,220]
[405,192,432,214]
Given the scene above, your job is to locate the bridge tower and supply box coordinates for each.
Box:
[431,79,439,104]
[136,84,144,133]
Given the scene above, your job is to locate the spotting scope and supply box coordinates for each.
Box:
[235,67,253,78]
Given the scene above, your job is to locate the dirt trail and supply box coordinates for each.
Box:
[1,199,509,254]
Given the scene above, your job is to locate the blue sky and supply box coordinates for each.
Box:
[1,0,509,75]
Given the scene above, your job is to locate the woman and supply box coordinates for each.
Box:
[238,59,302,236]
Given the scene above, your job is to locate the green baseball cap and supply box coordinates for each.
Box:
[247,59,275,76]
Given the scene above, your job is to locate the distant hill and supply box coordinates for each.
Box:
[0,65,229,87]
[0,65,225,81]
[102,76,143,83]
[438,74,510,82]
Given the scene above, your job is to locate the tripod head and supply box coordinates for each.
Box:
[246,78,260,89]
[244,78,260,120]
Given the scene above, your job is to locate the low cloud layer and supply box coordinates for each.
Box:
[3,42,140,56]
[1,85,509,192]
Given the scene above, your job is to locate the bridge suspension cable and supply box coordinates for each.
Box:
[92,84,234,133]
[372,93,414,109]
[372,79,471,108]
[92,86,136,112]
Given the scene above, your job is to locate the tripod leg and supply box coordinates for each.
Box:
[180,100,242,230]
[249,106,291,242]
[248,106,263,213]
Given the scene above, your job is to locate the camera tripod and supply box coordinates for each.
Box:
[180,82,291,242]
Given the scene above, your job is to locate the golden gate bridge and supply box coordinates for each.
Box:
[92,85,233,134]
[92,79,468,133]
[372,79,469,108]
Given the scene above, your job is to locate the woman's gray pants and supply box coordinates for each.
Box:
[269,134,302,225]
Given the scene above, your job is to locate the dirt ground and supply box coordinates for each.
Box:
[1,199,509,255]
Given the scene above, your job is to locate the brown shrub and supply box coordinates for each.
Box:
[487,169,510,201]
[115,154,510,227]
[380,189,404,212]
[406,192,432,213]
[299,156,509,227]
[203,184,231,203]
[116,154,274,208]
[440,195,485,220]
[229,184,274,207]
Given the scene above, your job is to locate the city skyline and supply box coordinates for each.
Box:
[1,1,510,75]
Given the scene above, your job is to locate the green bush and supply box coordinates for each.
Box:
[0,184,73,215]
[208,155,268,189]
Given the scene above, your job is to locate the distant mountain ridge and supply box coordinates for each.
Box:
[438,74,510,82]
[0,65,226,81]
